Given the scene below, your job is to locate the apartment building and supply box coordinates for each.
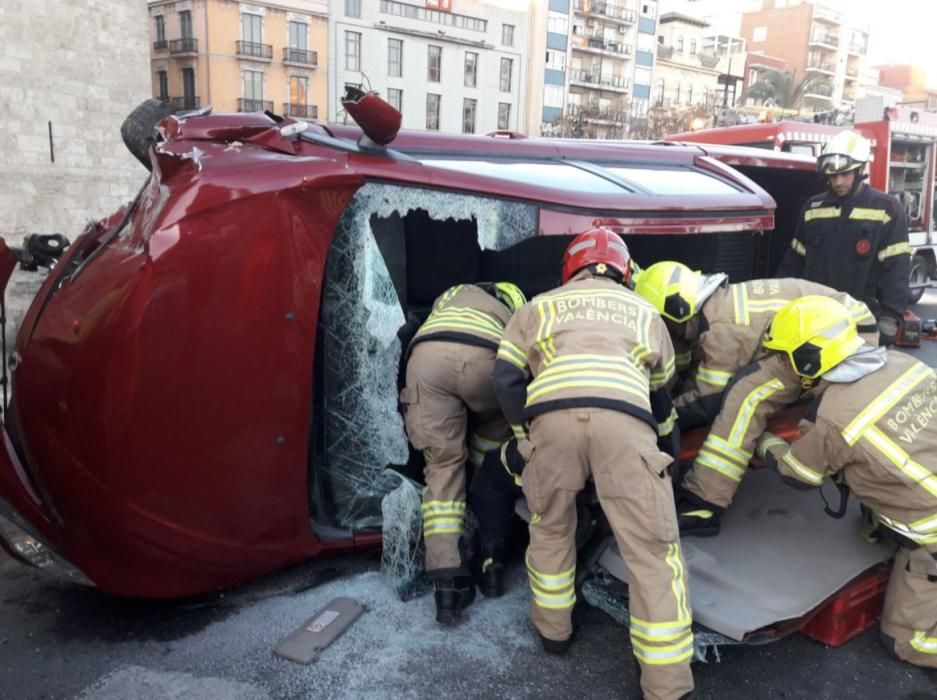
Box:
[738,0,869,110]
[530,0,659,138]
[328,0,528,134]
[876,64,937,111]
[148,0,329,119]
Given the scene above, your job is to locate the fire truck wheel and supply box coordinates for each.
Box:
[909,255,929,304]
[120,99,176,172]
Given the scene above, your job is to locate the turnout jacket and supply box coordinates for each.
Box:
[493,275,678,455]
[764,350,937,548]
[675,277,876,428]
[776,183,910,321]
[410,284,512,352]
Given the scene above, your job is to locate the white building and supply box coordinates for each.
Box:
[0,0,150,239]
[327,0,529,134]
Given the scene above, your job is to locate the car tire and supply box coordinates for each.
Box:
[120,99,176,171]
[909,254,928,304]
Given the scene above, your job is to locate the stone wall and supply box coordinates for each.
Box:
[0,0,151,243]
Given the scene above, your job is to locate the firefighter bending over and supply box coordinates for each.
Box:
[399,281,526,624]
[776,130,910,344]
[752,296,937,669]
[493,228,693,700]
[633,260,878,431]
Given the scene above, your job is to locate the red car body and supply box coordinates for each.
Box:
[0,107,823,598]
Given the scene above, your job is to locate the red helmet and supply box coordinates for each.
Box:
[561,228,632,284]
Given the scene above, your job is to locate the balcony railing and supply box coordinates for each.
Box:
[283,47,318,66]
[807,60,836,73]
[569,69,630,90]
[153,39,168,51]
[237,41,273,60]
[239,98,273,112]
[567,104,629,123]
[809,31,839,47]
[579,36,632,56]
[812,6,842,24]
[169,38,198,54]
[283,104,318,119]
[171,96,200,110]
[573,0,637,23]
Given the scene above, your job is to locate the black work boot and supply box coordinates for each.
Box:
[677,507,721,537]
[477,540,505,598]
[539,632,572,655]
[434,576,476,625]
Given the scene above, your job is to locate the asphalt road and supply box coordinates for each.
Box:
[2,293,937,700]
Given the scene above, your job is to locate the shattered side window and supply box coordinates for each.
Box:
[316,183,537,529]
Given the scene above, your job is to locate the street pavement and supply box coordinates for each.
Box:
[2,294,937,699]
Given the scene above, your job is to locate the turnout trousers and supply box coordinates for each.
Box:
[522,409,694,700]
[881,545,937,667]
[401,341,509,576]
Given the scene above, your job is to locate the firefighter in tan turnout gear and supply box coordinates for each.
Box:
[400,281,526,624]
[633,262,877,536]
[750,296,937,668]
[494,229,694,700]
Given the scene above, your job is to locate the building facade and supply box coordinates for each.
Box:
[738,0,869,111]
[148,0,329,119]
[876,64,937,111]
[1,0,151,239]
[327,0,528,134]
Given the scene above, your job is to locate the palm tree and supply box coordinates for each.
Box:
[742,69,834,111]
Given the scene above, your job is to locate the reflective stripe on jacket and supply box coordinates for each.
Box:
[411,284,512,352]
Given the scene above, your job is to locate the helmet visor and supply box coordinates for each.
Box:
[818,153,862,175]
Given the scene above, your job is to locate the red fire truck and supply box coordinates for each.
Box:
[670,97,937,302]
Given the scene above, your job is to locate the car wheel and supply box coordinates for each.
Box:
[909,254,928,304]
[120,99,175,171]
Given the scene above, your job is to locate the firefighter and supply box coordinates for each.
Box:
[399,281,526,624]
[494,228,694,700]
[776,130,910,344]
[751,296,937,669]
[633,260,878,430]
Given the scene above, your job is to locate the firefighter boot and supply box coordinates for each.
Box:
[676,490,723,537]
[434,576,476,625]
[476,539,505,598]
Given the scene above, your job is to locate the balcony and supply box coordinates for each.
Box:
[806,59,836,76]
[282,103,318,119]
[569,69,630,92]
[809,31,839,48]
[573,0,637,24]
[845,66,859,80]
[848,41,867,55]
[576,35,633,57]
[567,103,629,124]
[153,39,168,51]
[239,98,273,112]
[237,40,273,61]
[169,38,198,55]
[657,45,674,60]
[171,96,200,110]
[812,6,842,24]
[283,47,318,67]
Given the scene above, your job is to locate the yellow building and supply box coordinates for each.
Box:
[148,0,328,119]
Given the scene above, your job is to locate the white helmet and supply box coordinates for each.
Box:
[817,131,871,175]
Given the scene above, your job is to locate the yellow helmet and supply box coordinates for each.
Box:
[763,296,864,378]
[633,261,700,323]
[492,282,527,312]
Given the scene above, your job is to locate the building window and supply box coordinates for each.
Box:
[655,79,664,105]
[464,52,478,88]
[179,10,193,38]
[547,12,568,34]
[346,0,361,17]
[497,102,511,130]
[289,21,307,50]
[243,69,263,100]
[502,23,514,46]
[543,84,564,108]
[545,50,566,71]
[243,13,263,44]
[346,31,361,71]
[426,93,441,130]
[181,67,196,109]
[687,84,693,104]
[500,57,513,92]
[289,75,308,107]
[155,15,166,44]
[388,38,403,77]
[676,34,684,52]
[157,70,169,100]
[428,45,442,82]
[640,3,656,18]
[388,88,403,113]
[463,98,477,133]
[674,83,681,103]
[690,38,697,54]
